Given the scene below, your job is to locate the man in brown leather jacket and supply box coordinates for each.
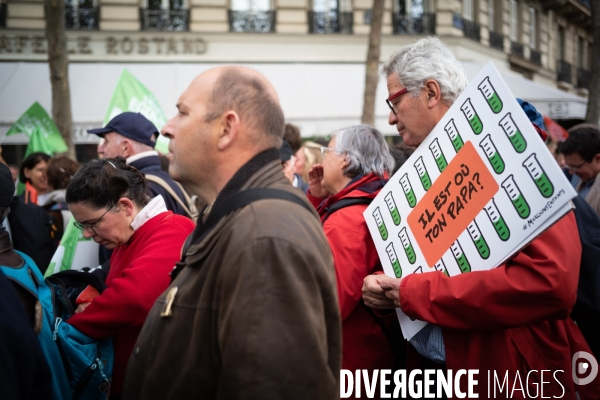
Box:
[123,66,341,400]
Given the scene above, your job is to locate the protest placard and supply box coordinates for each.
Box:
[364,62,577,340]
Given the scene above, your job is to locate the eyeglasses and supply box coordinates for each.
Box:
[386,88,410,115]
[321,147,335,159]
[73,208,111,236]
[566,160,588,171]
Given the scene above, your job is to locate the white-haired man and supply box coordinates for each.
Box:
[362,37,599,398]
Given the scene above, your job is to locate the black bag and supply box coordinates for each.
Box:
[570,195,600,358]
[7,196,60,274]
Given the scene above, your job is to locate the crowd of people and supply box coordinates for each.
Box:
[1,36,600,399]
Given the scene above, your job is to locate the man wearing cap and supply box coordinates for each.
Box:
[88,112,190,218]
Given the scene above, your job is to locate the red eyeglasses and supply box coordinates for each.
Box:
[386,88,409,114]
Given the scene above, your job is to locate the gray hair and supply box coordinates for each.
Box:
[332,125,395,178]
[381,37,468,105]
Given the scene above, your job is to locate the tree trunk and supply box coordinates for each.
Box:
[45,0,75,159]
[361,0,385,127]
[585,0,600,126]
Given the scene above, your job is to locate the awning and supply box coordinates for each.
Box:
[462,62,587,121]
[0,61,587,144]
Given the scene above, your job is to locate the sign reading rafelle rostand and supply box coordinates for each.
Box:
[364,62,577,340]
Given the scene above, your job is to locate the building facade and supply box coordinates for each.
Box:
[0,0,593,158]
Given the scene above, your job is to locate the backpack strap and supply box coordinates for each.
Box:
[195,187,312,246]
[145,174,196,220]
[322,197,373,223]
[173,188,313,279]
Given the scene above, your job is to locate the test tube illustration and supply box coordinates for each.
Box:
[399,227,417,264]
[499,113,527,153]
[478,77,503,114]
[484,199,510,241]
[467,220,490,260]
[400,174,417,208]
[414,156,432,191]
[523,154,554,198]
[372,207,388,240]
[445,118,464,153]
[413,266,423,274]
[460,98,483,135]
[451,240,471,273]
[384,192,402,226]
[433,259,450,277]
[479,134,505,174]
[385,243,402,278]
[429,138,448,172]
[501,175,531,219]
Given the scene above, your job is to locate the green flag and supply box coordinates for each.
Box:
[45,219,99,277]
[105,69,170,154]
[7,102,68,149]
[13,107,68,194]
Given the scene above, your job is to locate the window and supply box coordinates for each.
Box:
[529,7,536,50]
[229,0,275,32]
[392,0,435,34]
[510,0,518,42]
[558,26,565,60]
[65,0,99,30]
[140,0,189,31]
[463,0,473,22]
[308,0,353,34]
[488,0,494,31]
[578,36,586,69]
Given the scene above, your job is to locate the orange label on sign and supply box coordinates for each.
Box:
[407,141,498,267]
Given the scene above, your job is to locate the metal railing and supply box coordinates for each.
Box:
[65,6,99,30]
[489,31,504,51]
[510,41,524,58]
[557,59,572,84]
[140,8,189,31]
[530,49,541,65]
[577,68,590,88]
[462,18,481,42]
[391,13,435,35]
[0,3,7,28]
[307,11,353,34]
[228,10,275,33]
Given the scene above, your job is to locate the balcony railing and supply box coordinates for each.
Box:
[391,13,435,35]
[530,49,541,65]
[577,68,590,88]
[489,31,504,51]
[511,41,524,58]
[0,3,7,28]
[65,6,99,30]
[307,11,353,34]
[140,8,189,31]
[462,18,481,42]
[557,59,572,84]
[228,10,275,32]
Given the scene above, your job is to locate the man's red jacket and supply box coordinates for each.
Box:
[401,212,600,398]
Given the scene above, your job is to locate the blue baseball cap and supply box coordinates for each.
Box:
[87,112,159,148]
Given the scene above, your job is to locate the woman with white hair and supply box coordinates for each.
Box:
[307,125,396,380]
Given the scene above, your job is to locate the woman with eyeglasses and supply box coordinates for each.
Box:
[307,125,397,391]
[65,157,195,398]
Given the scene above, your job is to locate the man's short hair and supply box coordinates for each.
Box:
[560,125,600,162]
[205,68,285,147]
[284,124,302,153]
[381,37,468,106]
